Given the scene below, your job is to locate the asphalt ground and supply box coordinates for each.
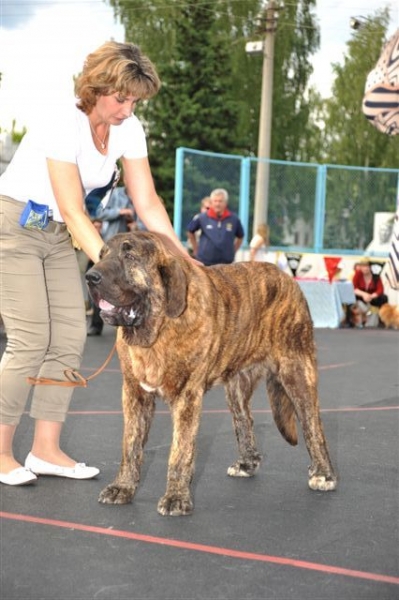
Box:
[0,324,398,600]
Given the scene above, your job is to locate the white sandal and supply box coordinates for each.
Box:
[0,466,37,486]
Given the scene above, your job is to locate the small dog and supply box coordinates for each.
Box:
[348,303,365,328]
[379,304,399,329]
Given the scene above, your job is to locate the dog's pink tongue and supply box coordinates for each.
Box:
[99,299,115,310]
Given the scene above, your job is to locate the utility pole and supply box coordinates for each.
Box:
[252,0,279,236]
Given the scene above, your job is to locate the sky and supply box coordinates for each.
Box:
[0,0,398,132]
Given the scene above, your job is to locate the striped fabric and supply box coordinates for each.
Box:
[363,29,399,289]
[362,29,399,136]
[363,86,399,135]
[385,213,399,289]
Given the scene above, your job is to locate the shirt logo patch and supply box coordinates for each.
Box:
[226,223,233,231]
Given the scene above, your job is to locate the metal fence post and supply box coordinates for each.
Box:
[239,157,251,245]
[173,147,185,239]
[314,164,326,253]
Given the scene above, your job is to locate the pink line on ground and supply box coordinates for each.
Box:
[1,511,398,586]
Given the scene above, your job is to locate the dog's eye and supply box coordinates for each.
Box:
[121,240,134,252]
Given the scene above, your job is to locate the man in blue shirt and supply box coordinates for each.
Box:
[187,188,244,266]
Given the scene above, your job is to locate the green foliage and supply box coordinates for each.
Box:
[143,2,245,210]
[271,0,320,161]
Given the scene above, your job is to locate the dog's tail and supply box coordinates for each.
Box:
[266,376,298,446]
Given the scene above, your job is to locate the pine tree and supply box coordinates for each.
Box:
[270,0,320,161]
[112,0,249,211]
[148,3,242,154]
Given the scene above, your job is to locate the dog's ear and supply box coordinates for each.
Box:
[159,260,187,318]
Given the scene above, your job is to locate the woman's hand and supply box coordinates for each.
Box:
[185,254,203,267]
[123,156,203,266]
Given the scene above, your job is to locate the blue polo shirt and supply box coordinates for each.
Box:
[187,208,244,266]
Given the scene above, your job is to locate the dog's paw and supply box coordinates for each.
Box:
[227,459,260,477]
[98,483,135,504]
[308,474,337,492]
[157,493,193,516]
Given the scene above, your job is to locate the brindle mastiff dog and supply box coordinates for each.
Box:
[86,231,337,516]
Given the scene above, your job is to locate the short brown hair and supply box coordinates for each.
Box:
[75,41,161,114]
[257,223,270,245]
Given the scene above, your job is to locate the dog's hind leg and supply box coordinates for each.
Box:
[225,369,262,477]
[98,382,156,505]
[157,390,204,516]
[276,357,337,492]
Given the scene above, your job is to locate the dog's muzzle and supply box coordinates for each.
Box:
[85,269,140,327]
[85,269,102,286]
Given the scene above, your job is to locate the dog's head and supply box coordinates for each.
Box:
[348,304,363,327]
[86,231,188,346]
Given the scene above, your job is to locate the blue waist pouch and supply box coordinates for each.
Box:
[19,200,50,230]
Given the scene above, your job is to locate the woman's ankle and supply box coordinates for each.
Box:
[29,448,77,467]
[31,420,76,467]
[0,453,22,474]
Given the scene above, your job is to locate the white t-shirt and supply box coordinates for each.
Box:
[249,233,269,261]
[0,102,148,221]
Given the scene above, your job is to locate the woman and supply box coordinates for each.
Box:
[351,258,388,327]
[249,223,269,262]
[0,41,193,486]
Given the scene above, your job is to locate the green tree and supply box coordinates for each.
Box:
[109,0,261,146]
[269,0,320,161]
[142,3,245,209]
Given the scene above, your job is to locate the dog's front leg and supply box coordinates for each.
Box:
[157,391,203,516]
[99,383,156,505]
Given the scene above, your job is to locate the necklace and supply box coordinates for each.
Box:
[89,119,109,150]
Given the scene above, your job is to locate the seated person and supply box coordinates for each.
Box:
[350,258,388,327]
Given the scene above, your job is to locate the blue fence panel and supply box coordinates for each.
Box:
[323,164,398,253]
[174,147,243,240]
[248,157,319,249]
[174,147,399,256]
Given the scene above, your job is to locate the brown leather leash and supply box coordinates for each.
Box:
[27,341,117,388]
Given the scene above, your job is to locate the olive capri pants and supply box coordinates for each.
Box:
[0,196,87,425]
